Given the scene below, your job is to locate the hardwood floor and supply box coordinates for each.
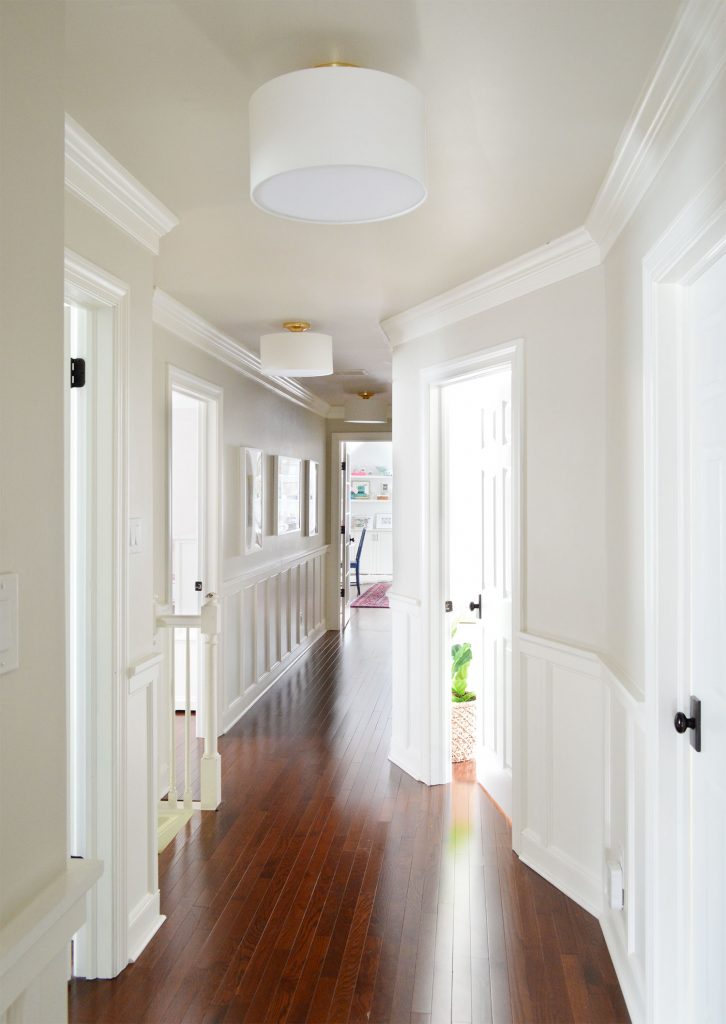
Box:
[69,610,629,1024]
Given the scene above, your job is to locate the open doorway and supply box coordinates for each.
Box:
[65,252,129,979]
[443,366,513,815]
[329,431,392,631]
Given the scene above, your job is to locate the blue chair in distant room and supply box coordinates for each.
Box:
[350,527,367,596]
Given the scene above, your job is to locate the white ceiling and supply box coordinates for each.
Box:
[64,1,679,407]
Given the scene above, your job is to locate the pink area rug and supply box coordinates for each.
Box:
[351,583,391,609]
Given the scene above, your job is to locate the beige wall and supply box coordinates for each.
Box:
[393,266,608,650]
[604,77,726,690]
[153,327,328,599]
[0,2,66,926]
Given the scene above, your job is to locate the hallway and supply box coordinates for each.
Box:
[69,611,628,1024]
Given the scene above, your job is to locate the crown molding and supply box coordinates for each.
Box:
[586,0,726,258]
[381,227,600,347]
[153,290,331,418]
[65,115,179,254]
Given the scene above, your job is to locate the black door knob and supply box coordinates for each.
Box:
[469,595,481,618]
[674,711,696,734]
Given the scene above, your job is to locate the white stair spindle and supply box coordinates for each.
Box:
[168,628,178,807]
[183,627,193,809]
[200,594,222,810]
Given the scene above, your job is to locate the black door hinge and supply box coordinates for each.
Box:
[445,600,453,613]
[341,460,347,472]
[70,357,86,388]
[340,523,345,535]
[195,580,203,592]
[340,587,345,598]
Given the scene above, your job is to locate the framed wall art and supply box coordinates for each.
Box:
[274,455,301,535]
[241,447,264,554]
[306,460,319,537]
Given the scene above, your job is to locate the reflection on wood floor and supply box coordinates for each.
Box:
[70,608,628,1023]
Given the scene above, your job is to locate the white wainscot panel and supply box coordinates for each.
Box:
[518,633,604,917]
[601,662,647,1024]
[220,546,329,733]
[389,593,423,782]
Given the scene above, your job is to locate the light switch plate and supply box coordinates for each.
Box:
[0,573,19,675]
[129,517,142,554]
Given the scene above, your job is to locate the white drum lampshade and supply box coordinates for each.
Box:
[249,65,426,224]
[343,392,388,423]
[260,321,333,377]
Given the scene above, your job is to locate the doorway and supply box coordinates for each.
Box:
[329,431,392,631]
[166,369,221,753]
[65,252,128,979]
[424,341,522,807]
[645,199,726,1023]
[443,367,513,815]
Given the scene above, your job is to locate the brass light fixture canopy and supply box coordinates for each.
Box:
[344,391,388,423]
[260,320,333,377]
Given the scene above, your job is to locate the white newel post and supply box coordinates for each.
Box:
[200,593,222,810]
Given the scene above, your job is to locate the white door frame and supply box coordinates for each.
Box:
[64,250,129,978]
[327,430,392,631]
[643,168,726,1024]
[423,340,524,840]
[166,367,223,736]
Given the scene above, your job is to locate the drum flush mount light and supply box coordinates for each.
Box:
[249,64,427,224]
[260,321,334,377]
[344,391,388,423]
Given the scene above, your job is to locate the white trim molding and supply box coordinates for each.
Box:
[128,652,163,696]
[127,891,165,964]
[586,0,726,258]
[65,115,179,254]
[0,859,102,1017]
[381,228,600,347]
[153,289,331,418]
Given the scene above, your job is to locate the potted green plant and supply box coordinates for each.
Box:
[451,639,476,762]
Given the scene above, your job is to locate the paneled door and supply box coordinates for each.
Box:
[687,251,726,1023]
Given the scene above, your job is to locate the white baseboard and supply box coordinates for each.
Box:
[519,828,602,917]
[222,623,327,734]
[388,745,422,782]
[600,910,645,1024]
[127,891,165,963]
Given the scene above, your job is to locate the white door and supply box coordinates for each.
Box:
[444,368,512,812]
[687,251,726,1023]
[339,443,352,629]
[171,390,205,725]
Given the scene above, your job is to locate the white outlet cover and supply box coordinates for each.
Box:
[0,573,19,675]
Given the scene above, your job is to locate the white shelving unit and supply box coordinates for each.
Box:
[349,473,392,579]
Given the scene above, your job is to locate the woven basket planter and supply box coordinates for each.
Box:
[451,701,476,763]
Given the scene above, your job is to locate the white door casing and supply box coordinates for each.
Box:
[442,368,513,813]
[643,167,726,1024]
[422,341,522,833]
[65,250,129,979]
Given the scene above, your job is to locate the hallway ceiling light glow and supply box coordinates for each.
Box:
[343,392,388,423]
[249,65,427,224]
[260,321,333,377]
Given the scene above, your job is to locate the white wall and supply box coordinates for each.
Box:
[0,4,70,1020]
[393,266,607,649]
[152,326,328,740]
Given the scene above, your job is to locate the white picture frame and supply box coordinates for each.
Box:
[306,460,319,537]
[274,455,301,535]
[241,447,263,554]
[375,512,393,530]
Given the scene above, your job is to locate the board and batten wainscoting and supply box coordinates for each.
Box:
[220,545,329,732]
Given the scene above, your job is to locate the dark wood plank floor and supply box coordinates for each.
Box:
[69,610,629,1024]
